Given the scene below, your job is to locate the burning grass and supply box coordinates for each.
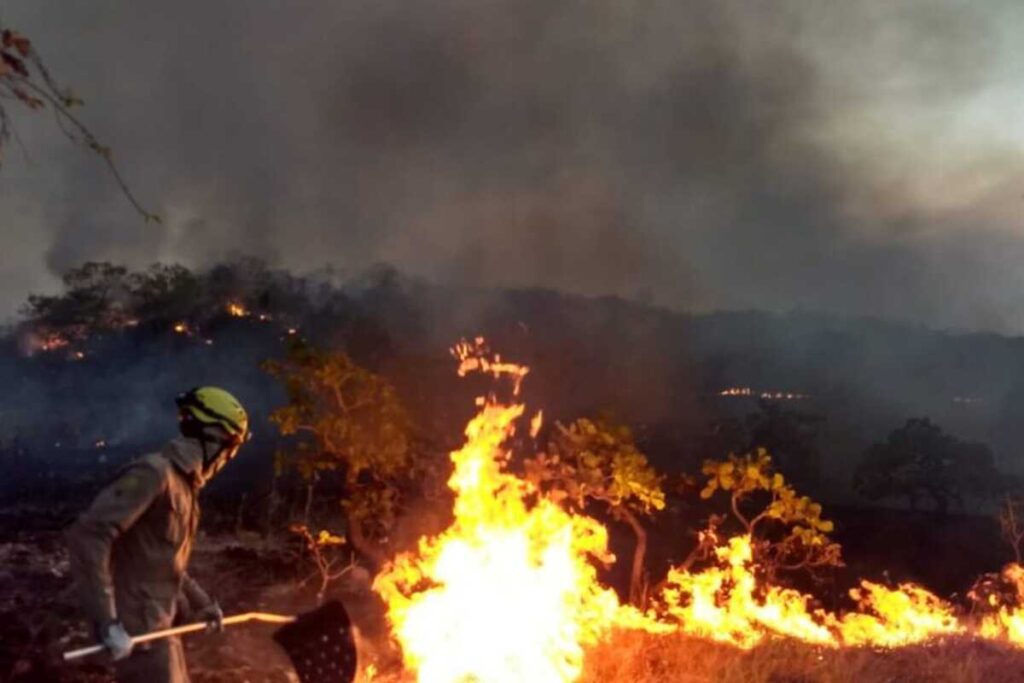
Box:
[367,339,1024,682]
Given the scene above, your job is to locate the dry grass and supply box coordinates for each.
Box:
[581,631,1024,683]
[355,631,1024,683]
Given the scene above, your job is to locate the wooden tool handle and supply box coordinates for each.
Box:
[62,612,296,662]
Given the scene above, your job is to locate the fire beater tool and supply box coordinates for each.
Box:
[62,600,358,683]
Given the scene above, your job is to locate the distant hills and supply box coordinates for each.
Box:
[3,261,1023,505]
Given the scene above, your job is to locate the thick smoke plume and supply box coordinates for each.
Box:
[2,1,1024,331]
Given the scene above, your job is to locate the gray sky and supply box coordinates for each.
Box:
[2,0,1024,332]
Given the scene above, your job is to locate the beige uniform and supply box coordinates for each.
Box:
[67,437,213,683]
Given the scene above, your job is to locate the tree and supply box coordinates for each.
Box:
[996,496,1024,565]
[524,416,665,605]
[854,418,1002,515]
[264,342,412,567]
[128,264,203,325]
[699,448,841,581]
[22,262,135,343]
[0,24,156,220]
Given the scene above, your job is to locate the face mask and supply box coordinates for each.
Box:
[203,443,240,480]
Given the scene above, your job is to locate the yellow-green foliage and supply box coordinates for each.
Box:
[264,342,412,559]
[533,417,666,514]
[526,415,665,604]
[263,342,411,482]
[700,448,841,575]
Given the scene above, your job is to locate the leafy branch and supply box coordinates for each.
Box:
[0,25,157,222]
[700,448,842,579]
[525,416,665,605]
[290,524,356,602]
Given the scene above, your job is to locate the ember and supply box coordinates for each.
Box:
[227,302,248,317]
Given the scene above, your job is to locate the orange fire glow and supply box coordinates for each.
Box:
[371,341,1024,682]
[227,302,248,317]
[977,563,1024,645]
[374,340,648,682]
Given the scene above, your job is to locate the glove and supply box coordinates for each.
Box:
[195,600,224,633]
[98,620,133,661]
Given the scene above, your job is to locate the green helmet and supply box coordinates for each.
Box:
[176,386,250,444]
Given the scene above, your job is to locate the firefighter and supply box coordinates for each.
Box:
[67,386,250,682]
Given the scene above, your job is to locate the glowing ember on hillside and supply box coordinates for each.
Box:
[227,302,248,317]
[719,387,808,400]
[36,333,70,352]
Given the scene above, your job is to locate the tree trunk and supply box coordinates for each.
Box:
[619,507,648,607]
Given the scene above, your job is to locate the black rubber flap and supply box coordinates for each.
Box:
[272,600,358,683]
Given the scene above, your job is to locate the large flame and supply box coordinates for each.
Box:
[977,563,1024,645]
[658,534,963,649]
[659,535,835,648]
[374,339,637,683]
[372,340,1024,683]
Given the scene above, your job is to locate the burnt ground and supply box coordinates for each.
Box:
[0,505,404,683]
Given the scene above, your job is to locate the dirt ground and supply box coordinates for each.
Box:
[0,505,401,683]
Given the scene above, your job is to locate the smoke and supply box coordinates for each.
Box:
[2,0,1024,331]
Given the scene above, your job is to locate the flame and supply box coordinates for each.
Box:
[833,581,963,646]
[21,329,72,356]
[374,341,642,683]
[657,534,965,649]
[659,535,834,648]
[37,333,70,352]
[227,302,248,317]
[977,563,1024,645]
[370,341,1024,682]
[173,322,190,334]
[718,386,807,400]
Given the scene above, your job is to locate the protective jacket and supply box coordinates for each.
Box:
[67,437,214,682]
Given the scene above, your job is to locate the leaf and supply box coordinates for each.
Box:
[316,530,345,546]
